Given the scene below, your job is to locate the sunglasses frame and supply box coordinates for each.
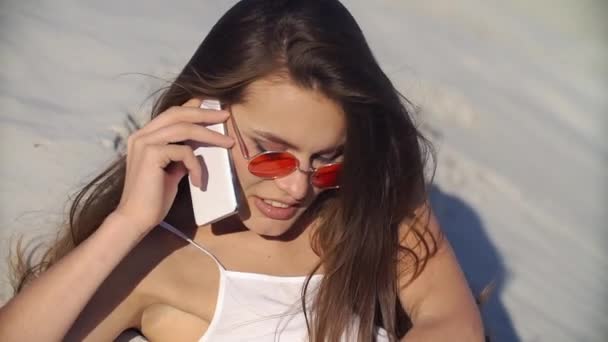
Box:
[226,105,341,190]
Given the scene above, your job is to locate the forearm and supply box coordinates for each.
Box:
[0,212,146,341]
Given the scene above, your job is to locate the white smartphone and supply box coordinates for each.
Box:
[187,99,239,226]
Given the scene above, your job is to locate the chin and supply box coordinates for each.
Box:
[242,218,294,237]
[238,204,307,238]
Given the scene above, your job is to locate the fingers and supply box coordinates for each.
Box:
[182,98,202,108]
[137,122,234,148]
[147,144,203,187]
[125,98,232,175]
[138,99,229,137]
[116,98,230,232]
[126,122,234,190]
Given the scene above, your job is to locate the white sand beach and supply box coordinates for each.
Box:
[1,1,606,341]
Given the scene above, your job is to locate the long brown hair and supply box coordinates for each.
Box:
[11,1,438,340]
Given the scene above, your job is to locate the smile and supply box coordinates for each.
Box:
[254,196,298,220]
[262,199,291,208]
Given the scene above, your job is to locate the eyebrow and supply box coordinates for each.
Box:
[251,129,343,156]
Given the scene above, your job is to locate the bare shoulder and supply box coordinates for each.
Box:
[64,226,185,341]
[396,202,484,340]
[396,203,445,308]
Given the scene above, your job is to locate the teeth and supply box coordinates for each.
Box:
[263,199,290,208]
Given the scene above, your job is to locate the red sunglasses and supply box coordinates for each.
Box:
[227,106,342,190]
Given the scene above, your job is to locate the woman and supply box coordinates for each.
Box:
[0,0,483,341]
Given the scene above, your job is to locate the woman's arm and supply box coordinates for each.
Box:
[0,212,145,341]
[398,206,484,342]
[0,99,234,341]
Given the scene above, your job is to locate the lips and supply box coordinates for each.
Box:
[254,196,298,220]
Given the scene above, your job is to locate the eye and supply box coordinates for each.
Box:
[313,147,343,165]
[316,155,335,164]
[254,140,268,153]
[253,138,288,154]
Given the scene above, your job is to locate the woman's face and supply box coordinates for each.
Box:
[227,77,346,237]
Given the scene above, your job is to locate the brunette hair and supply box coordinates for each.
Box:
[12,1,439,340]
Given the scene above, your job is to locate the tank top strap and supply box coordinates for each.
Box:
[159,221,226,270]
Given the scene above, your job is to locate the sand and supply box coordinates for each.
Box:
[1,1,606,341]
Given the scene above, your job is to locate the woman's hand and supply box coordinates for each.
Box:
[0,99,235,342]
[114,98,234,234]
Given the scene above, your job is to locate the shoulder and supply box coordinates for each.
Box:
[65,225,205,340]
[396,201,484,340]
[396,201,443,286]
[137,226,222,306]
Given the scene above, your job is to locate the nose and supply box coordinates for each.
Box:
[274,168,310,201]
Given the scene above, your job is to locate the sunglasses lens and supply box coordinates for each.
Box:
[311,163,342,189]
[249,152,298,178]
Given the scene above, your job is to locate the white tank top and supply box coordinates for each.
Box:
[158,221,390,342]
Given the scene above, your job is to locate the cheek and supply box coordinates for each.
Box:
[230,148,257,191]
[309,189,325,208]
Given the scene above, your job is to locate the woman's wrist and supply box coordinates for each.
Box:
[86,211,153,265]
[104,209,156,242]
